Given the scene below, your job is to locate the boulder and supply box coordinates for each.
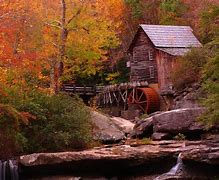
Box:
[91,111,135,144]
[110,116,135,134]
[91,111,126,144]
[131,117,154,138]
[132,108,207,139]
[153,108,205,135]
[121,109,141,120]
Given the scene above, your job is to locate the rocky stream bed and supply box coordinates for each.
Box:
[18,139,219,179]
[1,108,219,180]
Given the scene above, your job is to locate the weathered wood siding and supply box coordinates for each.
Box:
[129,28,158,84]
[156,50,176,92]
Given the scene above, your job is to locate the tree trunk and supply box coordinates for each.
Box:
[59,0,68,76]
[50,58,59,94]
[52,0,68,93]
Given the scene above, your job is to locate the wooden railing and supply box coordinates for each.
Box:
[62,84,104,95]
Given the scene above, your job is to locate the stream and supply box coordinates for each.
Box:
[0,155,182,180]
[0,160,19,180]
[155,153,184,180]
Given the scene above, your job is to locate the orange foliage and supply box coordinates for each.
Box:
[0,0,42,64]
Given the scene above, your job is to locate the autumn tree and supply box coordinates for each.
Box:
[0,0,45,90]
[200,5,219,126]
[36,0,123,91]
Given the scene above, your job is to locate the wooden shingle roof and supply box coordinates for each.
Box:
[140,24,202,48]
[156,48,191,56]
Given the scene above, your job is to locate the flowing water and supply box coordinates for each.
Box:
[154,153,184,180]
[0,160,19,180]
[2,153,183,180]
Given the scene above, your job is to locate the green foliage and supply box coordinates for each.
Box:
[124,0,219,128]
[105,72,120,84]
[139,113,149,120]
[62,6,121,83]
[199,4,219,127]
[172,48,207,90]
[0,79,93,156]
[114,58,130,83]
[125,0,161,24]
[174,133,186,140]
[160,0,186,14]
[200,51,219,127]
[105,58,130,85]
[159,0,188,25]
[0,103,28,158]
[125,0,143,19]
[141,138,152,145]
[70,57,130,86]
[200,5,219,44]
[22,94,93,152]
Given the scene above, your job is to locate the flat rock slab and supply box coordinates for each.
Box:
[18,140,219,178]
[19,140,214,166]
[181,146,219,165]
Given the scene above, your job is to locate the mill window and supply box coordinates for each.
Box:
[148,50,153,61]
[126,61,131,67]
[149,66,155,78]
[133,52,138,63]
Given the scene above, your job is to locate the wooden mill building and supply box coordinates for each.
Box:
[98,25,202,117]
[128,24,202,95]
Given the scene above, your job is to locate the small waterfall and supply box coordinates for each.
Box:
[154,153,184,180]
[166,153,183,175]
[0,160,19,180]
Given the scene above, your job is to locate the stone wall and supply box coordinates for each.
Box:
[172,83,204,109]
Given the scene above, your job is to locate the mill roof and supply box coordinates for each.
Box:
[140,24,202,48]
[128,24,202,56]
[155,48,191,56]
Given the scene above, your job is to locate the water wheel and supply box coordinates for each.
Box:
[128,87,160,114]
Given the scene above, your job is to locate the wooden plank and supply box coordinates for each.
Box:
[62,84,104,95]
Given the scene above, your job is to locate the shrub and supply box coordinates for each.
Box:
[20,94,93,153]
[0,104,28,159]
[141,138,152,145]
[174,133,186,140]
[0,63,94,157]
[200,49,219,127]
[171,48,207,90]
[0,82,93,156]
[139,113,149,120]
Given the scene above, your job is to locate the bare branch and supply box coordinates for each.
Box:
[66,9,81,25]
[66,0,85,26]
[46,41,60,49]
[0,12,10,19]
[51,42,60,49]
[82,27,89,34]
[61,0,66,23]
[51,20,62,26]
[44,22,62,29]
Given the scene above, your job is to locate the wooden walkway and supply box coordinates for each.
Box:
[62,84,104,95]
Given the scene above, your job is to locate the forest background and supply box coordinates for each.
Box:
[0,0,218,158]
